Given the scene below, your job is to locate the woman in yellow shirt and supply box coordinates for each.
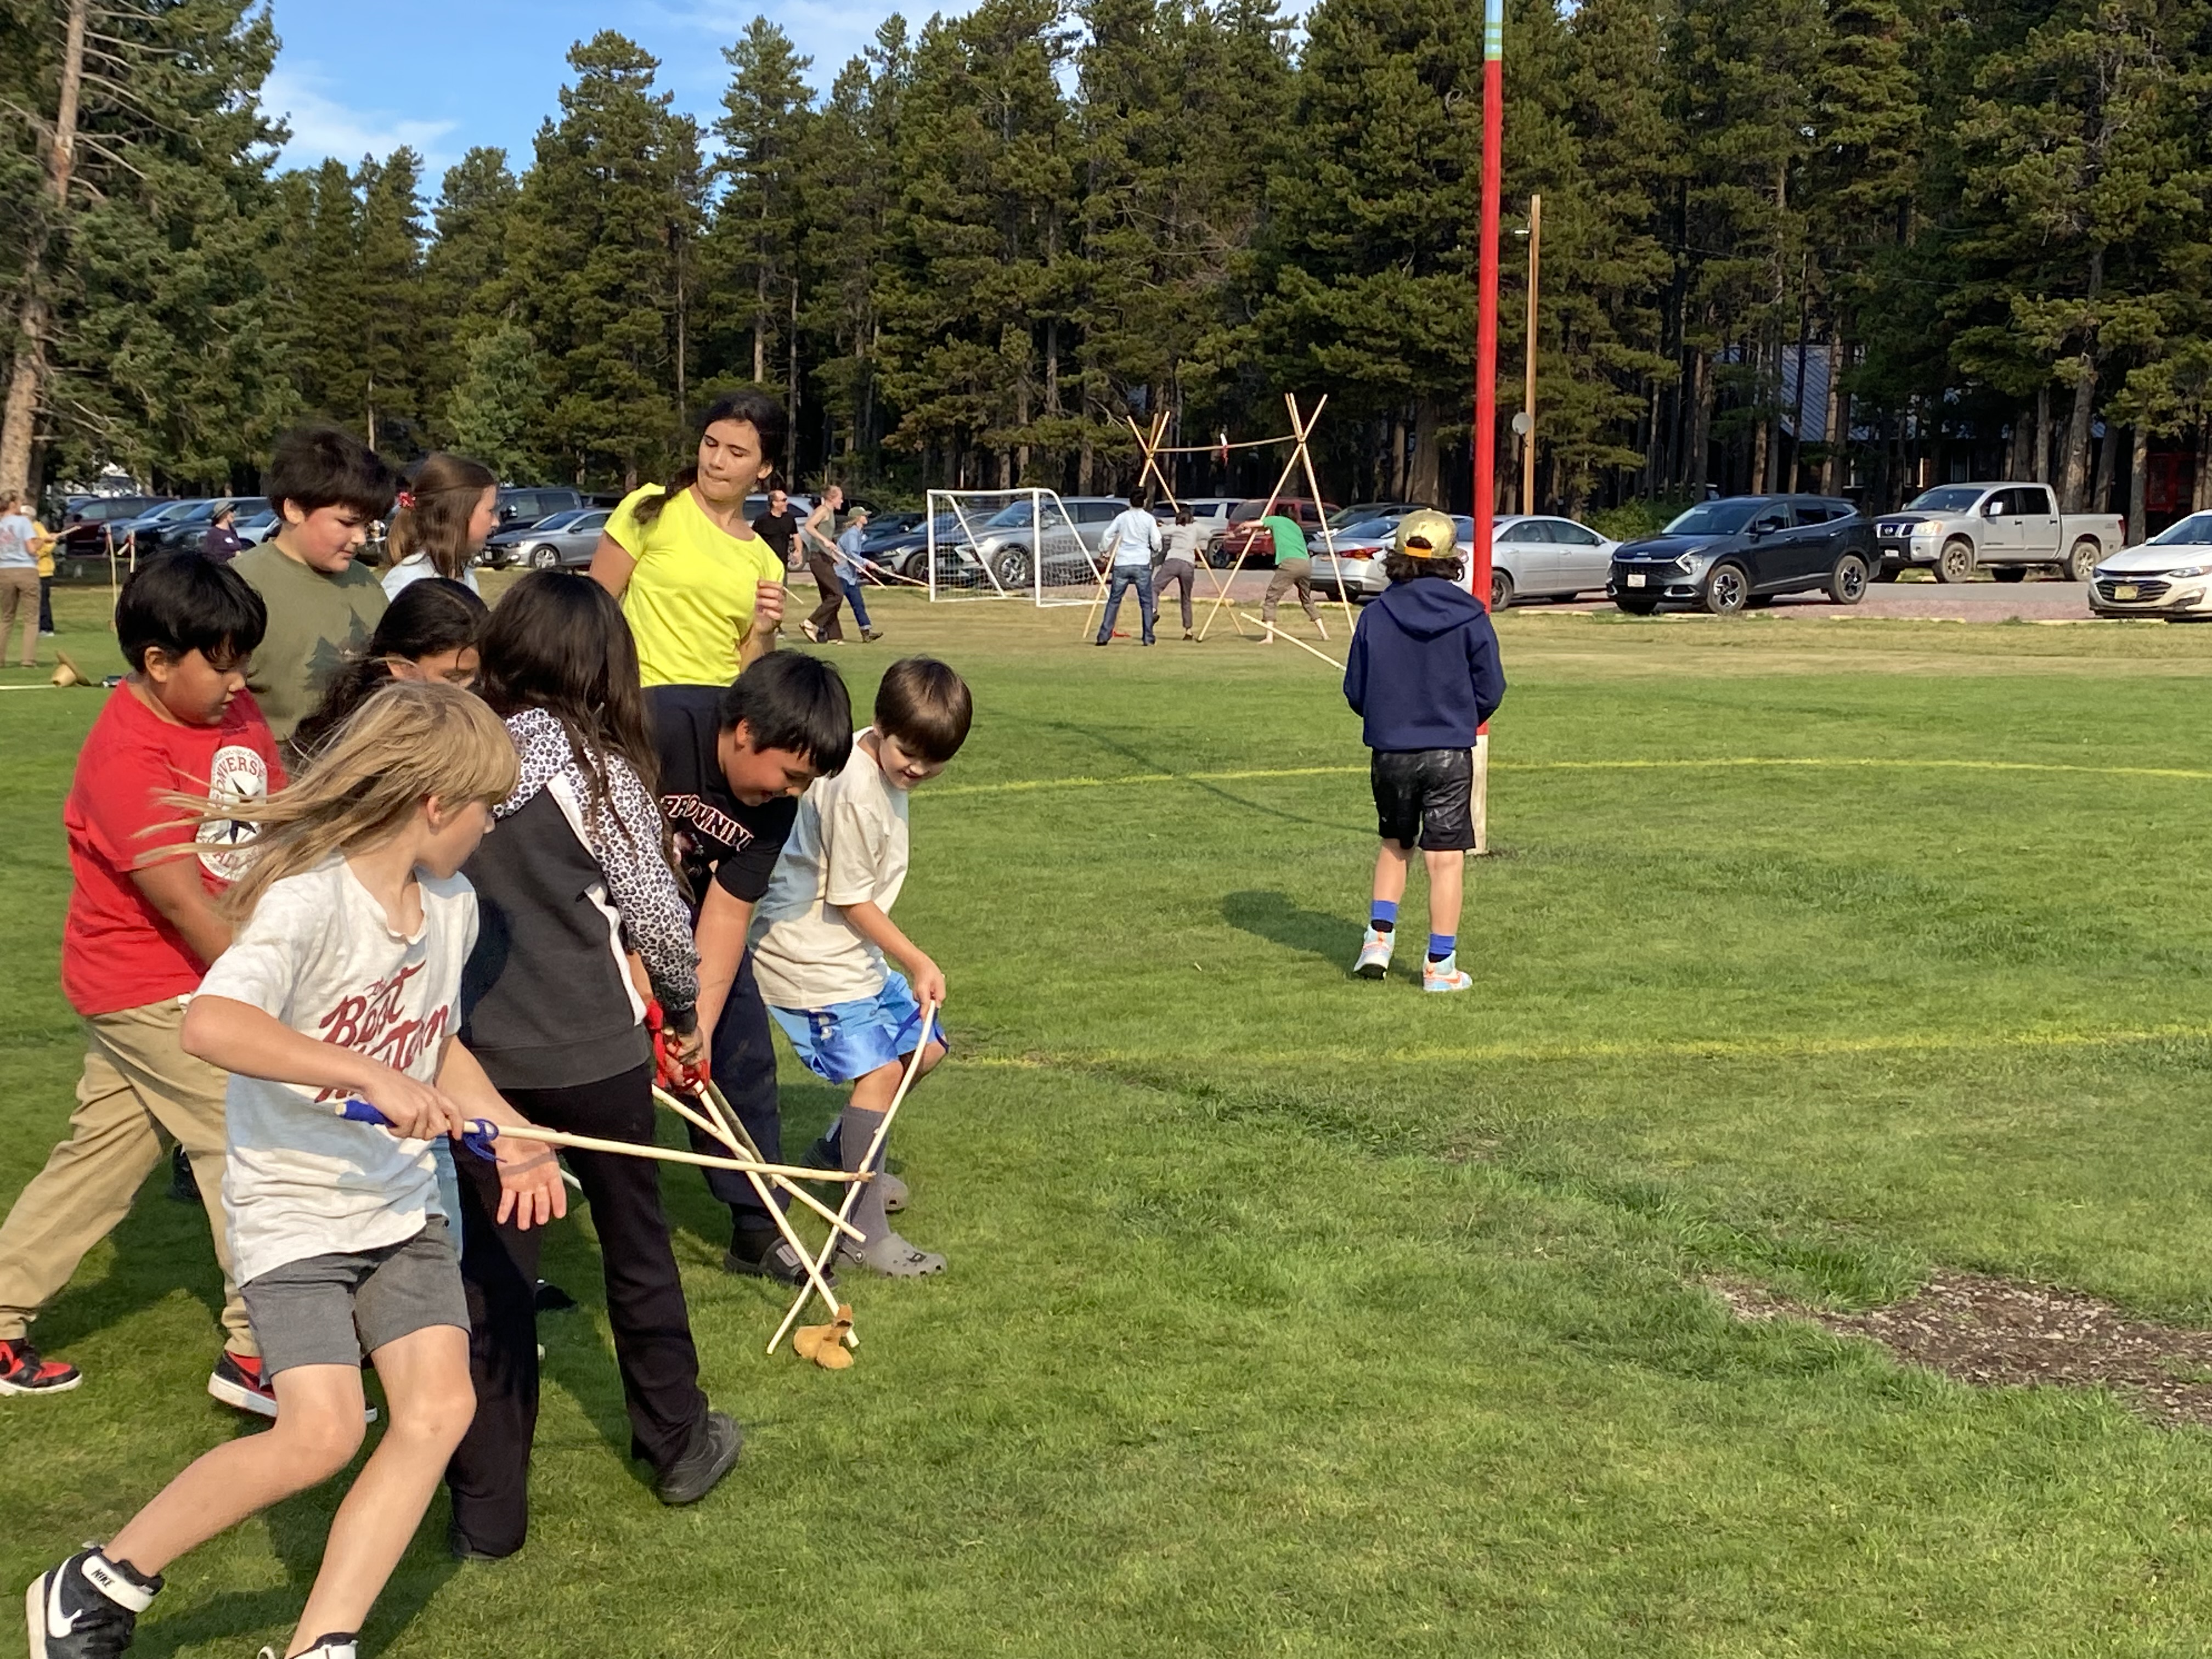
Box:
[589,393,790,686]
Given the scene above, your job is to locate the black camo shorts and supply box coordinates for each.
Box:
[1370,747,1475,851]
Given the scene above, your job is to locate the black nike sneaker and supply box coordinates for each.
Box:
[653,1409,744,1506]
[25,1547,161,1657]
[722,1226,832,1289]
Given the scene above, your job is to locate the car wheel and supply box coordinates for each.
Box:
[1615,599,1658,616]
[528,544,561,571]
[2063,539,2099,582]
[995,551,1032,589]
[1703,563,1750,615]
[1489,569,1514,611]
[1828,551,1870,605]
[1935,537,1974,583]
[1991,565,2027,583]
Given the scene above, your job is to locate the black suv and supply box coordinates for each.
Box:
[1610,495,1875,614]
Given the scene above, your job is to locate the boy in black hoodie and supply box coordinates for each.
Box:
[1340,509,1506,991]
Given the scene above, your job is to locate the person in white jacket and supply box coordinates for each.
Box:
[1093,492,1163,647]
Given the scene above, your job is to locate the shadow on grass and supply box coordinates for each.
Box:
[32,1158,235,1356]
[1012,716,1362,833]
[1223,889,1361,976]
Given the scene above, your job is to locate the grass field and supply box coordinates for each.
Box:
[9,584,2212,1655]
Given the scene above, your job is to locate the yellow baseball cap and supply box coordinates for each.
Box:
[1393,509,1458,558]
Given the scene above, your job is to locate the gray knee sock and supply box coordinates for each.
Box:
[839,1104,890,1245]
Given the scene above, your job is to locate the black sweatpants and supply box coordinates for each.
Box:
[446,1059,707,1556]
[698,950,785,1229]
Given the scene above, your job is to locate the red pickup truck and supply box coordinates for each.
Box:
[1206,498,1337,568]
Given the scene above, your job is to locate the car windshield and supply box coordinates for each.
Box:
[1328,504,1395,529]
[1904,487,1988,513]
[2149,511,2212,545]
[1331,517,1398,541]
[534,510,584,531]
[1662,500,1762,535]
[147,501,199,522]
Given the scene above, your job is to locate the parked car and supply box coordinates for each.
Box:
[2087,510,2212,618]
[1329,501,1427,531]
[58,495,168,555]
[481,506,613,571]
[150,497,270,555]
[233,501,279,546]
[109,499,210,551]
[944,495,1126,589]
[493,486,592,531]
[1206,498,1339,568]
[1310,518,1404,599]
[1610,495,1875,614]
[1348,514,1620,610]
[1873,482,2122,582]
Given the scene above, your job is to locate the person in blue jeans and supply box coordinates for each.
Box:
[835,509,882,642]
[1094,490,1161,646]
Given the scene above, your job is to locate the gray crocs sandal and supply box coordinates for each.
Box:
[836,1230,946,1277]
[805,1135,908,1212]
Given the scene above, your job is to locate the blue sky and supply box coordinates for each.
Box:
[264,0,918,177]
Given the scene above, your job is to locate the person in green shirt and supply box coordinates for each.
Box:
[1259,512,1327,642]
[231,428,396,747]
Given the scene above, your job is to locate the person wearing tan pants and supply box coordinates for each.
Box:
[0,1001,256,1367]
[0,490,38,666]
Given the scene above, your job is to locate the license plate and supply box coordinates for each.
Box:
[1626,573,1647,588]
[2114,583,2140,600]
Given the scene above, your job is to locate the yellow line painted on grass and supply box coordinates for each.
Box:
[941,755,2212,799]
[963,1023,2212,1073]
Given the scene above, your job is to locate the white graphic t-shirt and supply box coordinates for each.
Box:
[201,855,477,1283]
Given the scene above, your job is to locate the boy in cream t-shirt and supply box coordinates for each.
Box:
[748,658,970,1276]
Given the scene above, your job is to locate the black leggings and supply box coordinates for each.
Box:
[446,1059,707,1556]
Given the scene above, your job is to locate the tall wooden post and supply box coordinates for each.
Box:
[1522,193,1541,515]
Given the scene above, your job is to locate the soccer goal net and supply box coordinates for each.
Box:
[924,489,1102,607]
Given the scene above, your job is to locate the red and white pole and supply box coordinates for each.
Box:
[1468,0,1503,852]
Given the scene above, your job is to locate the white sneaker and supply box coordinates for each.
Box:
[1423,951,1473,994]
[1354,926,1393,980]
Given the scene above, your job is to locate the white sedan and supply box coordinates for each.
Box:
[2089,511,2212,618]
[1352,514,1620,610]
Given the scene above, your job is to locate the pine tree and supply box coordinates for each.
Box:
[504,32,701,486]
[709,19,815,413]
[356,149,428,455]
[419,147,521,438]
[445,320,548,480]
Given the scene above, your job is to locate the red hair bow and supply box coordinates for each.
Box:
[394,490,416,511]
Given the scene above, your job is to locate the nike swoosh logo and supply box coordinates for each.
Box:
[50,1572,82,1635]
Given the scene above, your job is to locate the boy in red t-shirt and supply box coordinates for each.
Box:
[0,554,286,1412]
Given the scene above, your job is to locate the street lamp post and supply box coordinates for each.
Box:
[1522,193,1541,514]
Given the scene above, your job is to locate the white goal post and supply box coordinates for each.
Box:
[924,488,1104,607]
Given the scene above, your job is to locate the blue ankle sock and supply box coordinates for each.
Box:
[1370,900,1398,932]
[1427,933,1454,963]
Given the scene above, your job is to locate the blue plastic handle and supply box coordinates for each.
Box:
[337,1097,499,1163]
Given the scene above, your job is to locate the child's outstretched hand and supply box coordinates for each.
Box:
[356,1066,469,1142]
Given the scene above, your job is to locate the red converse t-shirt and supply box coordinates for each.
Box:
[62,684,285,1016]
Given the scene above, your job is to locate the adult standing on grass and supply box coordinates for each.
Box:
[1343,510,1505,993]
[798,482,849,644]
[232,426,395,746]
[1157,506,1204,640]
[1094,490,1162,646]
[1259,510,1326,642]
[0,491,41,667]
[752,487,801,571]
[835,508,884,642]
[589,392,789,685]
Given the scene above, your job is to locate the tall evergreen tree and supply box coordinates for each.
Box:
[710,19,816,411]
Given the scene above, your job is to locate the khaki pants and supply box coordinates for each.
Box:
[1262,556,1322,626]
[0,566,36,665]
[0,999,254,1353]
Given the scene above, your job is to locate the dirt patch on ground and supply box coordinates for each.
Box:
[1711,1271,2212,1429]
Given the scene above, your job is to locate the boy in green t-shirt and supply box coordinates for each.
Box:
[232,427,396,746]
[1259,512,1327,641]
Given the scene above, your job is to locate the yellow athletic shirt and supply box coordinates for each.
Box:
[608,483,785,687]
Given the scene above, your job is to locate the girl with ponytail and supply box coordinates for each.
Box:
[382,452,499,598]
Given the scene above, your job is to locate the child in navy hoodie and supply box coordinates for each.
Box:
[1340,510,1505,991]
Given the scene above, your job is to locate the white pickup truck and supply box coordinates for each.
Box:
[1872,483,2124,583]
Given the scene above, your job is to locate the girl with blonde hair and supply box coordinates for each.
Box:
[26,680,567,1659]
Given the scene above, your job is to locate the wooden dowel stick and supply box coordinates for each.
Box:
[652,1083,864,1241]
[485,1121,863,1184]
[769,1003,940,1357]
[1242,613,1347,670]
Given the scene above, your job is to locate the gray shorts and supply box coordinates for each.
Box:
[240,1217,468,1378]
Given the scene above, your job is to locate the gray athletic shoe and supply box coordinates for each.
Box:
[655,1409,743,1506]
[836,1229,947,1277]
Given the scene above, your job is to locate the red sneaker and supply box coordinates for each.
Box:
[207,1348,277,1418]
[0,1336,81,1395]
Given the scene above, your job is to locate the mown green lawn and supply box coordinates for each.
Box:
[9,585,2212,1655]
